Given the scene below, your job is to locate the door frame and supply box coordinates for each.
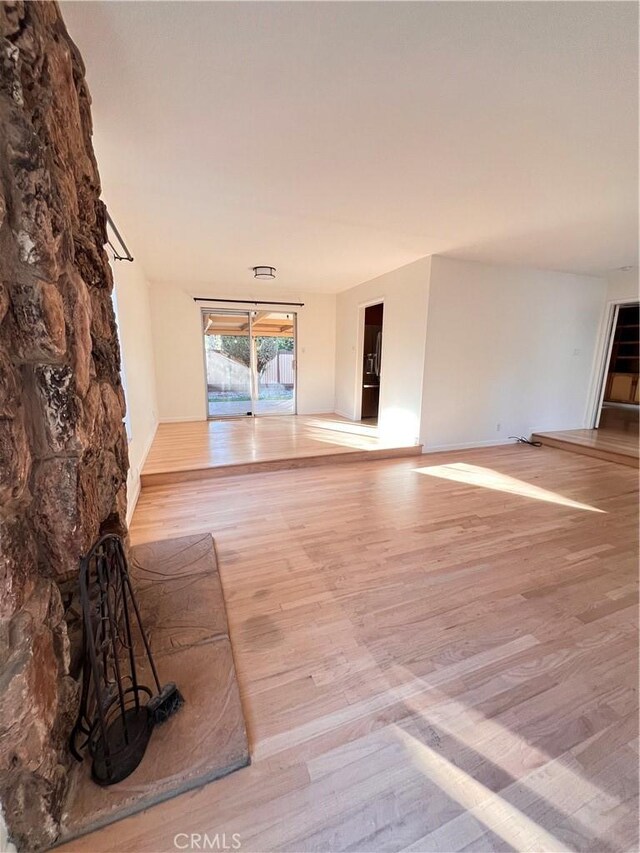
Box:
[354,298,385,422]
[200,307,298,420]
[585,298,638,429]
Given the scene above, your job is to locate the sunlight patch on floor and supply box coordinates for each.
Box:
[304,417,379,437]
[394,725,571,852]
[305,432,409,451]
[388,663,620,843]
[305,428,380,450]
[413,462,605,513]
[393,673,613,806]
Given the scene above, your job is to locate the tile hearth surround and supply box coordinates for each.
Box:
[60,534,249,843]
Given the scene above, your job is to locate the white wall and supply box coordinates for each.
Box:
[606,268,639,303]
[111,260,158,522]
[1,809,17,853]
[115,254,622,472]
[420,256,607,450]
[150,281,336,421]
[335,257,431,444]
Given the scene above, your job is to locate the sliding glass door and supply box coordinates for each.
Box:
[203,311,253,417]
[252,311,296,415]
[202,309,296,418]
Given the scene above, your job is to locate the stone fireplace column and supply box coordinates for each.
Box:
[0,2,129,848]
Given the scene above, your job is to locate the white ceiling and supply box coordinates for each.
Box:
[61,1,638,294]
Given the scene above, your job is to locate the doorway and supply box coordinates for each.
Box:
[202,309,296,418]
[594,301,639,433]
[360,303,383,422]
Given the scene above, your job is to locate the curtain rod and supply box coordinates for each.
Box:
[193,297,304,307]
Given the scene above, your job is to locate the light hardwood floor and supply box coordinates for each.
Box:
[61,445,638,853]
[599,404,640,434]
[141,415,422,486]
[532,426,639,468]
[533,403,639,468]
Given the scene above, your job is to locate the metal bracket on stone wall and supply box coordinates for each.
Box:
[106,212,134,262]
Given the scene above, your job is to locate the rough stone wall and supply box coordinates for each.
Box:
[0,2,129,848]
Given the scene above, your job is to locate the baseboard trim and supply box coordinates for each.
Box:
[334,408,355,421]
[422,439,513,453]
[159,416,207,424]
[126,420,158,525]
[126,479,141,527]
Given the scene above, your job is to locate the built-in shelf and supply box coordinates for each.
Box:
[605,304,639,405]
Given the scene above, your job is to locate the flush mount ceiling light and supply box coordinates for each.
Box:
[253,265,276,280]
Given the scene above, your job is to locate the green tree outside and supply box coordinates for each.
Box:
[207,335,292,373]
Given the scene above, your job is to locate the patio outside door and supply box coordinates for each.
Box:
[202,309,296,418]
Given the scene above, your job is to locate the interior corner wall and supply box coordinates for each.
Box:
[420,256,608,450]
[111,260,158,520]
[606,267,639,303]
[149,280,336,421]
[335,256,431,444]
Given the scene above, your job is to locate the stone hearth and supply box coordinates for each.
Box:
[59,534,250,843]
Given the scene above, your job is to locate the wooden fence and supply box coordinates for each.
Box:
[261,352,294,386]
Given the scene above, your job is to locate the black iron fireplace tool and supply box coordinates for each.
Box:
[70,534,183,785]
